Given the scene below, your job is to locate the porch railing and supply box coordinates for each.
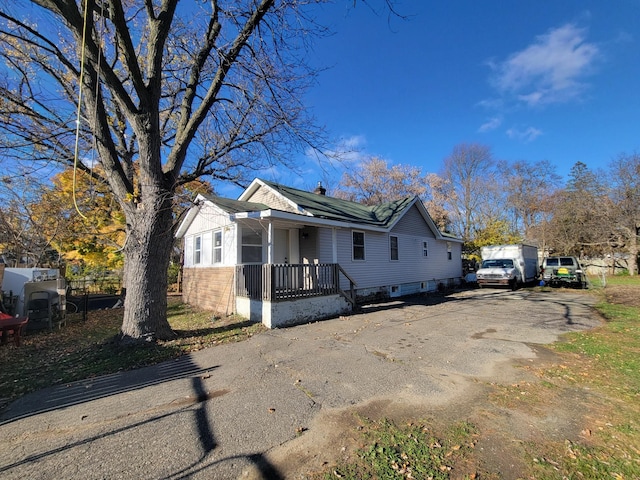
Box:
[235,263,356,304]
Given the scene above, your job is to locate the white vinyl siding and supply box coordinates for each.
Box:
[324,228,462,292]
[182,203,237,267]
[244,185,298,213]
[391,204,436,237]
[184,236,194,267]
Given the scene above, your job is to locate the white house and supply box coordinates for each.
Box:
[176,179,463,328]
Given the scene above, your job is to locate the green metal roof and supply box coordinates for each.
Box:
[260,180,415,228]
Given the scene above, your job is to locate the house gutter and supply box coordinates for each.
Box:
[232,210,390,233]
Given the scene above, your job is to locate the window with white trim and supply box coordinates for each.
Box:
[447,242,452,260]
[241,228,262,263]
[193,235,202,264]
[389,235,399,261]
[213,230,222,264]
[422,240,429,257]
[352,231,365,261]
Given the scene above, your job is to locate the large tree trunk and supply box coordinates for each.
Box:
[120,191,176,341]
[628,233,638,276]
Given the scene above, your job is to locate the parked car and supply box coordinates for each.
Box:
[541,256,587,288]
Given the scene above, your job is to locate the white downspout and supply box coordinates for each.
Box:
[332,227,338,263]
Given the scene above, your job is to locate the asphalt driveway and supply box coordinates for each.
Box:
[0,288,600,479]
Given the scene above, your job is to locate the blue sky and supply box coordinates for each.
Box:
[226,1,640,196]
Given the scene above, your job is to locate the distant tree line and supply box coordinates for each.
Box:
[330,145,640,276]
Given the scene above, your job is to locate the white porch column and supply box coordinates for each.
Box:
[267,221,274,263]
[332,227,338,263]
[289,229,300,263]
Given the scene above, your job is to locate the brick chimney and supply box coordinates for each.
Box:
[313,181,326,196]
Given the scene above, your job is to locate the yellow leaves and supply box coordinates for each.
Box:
[32,167,126,269]
[125,192,139,203]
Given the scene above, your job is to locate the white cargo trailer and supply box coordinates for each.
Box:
[476,244,539,289]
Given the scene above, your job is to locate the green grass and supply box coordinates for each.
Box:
[552,300,640,398]
[589,272,640,288]
[316,418,481,480]
[529,440,640,480]
[0,297,264,406]
[528,276,640,479]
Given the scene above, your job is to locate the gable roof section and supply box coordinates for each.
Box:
[242,179,415,228]
[202,194,269,214]
[177,179,462,242]
[175,194,269,238]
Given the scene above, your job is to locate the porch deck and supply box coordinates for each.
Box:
[235,263,356,305]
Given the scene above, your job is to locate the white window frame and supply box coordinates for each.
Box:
[352,230,365,261]
[213,229,222,264]
[389,235,399,261]
[447,242,452,260]
[422,240,429,257]
[193,235,202,265]
[241,227,263,264]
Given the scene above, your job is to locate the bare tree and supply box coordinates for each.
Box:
[544,162,610,257]
[440,143,500,243]
[607,153,640,275]
[0,1,329,341]
[501,159,561,240]
[333,156,451,230]
[334,157,427,205]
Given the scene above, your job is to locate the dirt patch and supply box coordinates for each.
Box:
[248,345,600,479]
[603,284,640,308]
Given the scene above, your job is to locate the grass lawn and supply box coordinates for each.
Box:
[528,275,640,479]
[0,297,264,409]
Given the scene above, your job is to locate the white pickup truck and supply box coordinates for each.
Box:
[476,244,539,289]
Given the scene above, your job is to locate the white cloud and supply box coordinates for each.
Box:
[308,134,368,165]
[506,126,543,143]
[491,23,599,107]
[478,116,502,133]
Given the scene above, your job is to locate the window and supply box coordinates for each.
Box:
[352,231,365,260]
[447,242,452,260]
[241,228,262,263]
[389,235,399,261]
[193,235,202,264]
[213,230,222,263]
[422,240,429,257]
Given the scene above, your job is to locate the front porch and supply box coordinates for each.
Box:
[234,263,357,328]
